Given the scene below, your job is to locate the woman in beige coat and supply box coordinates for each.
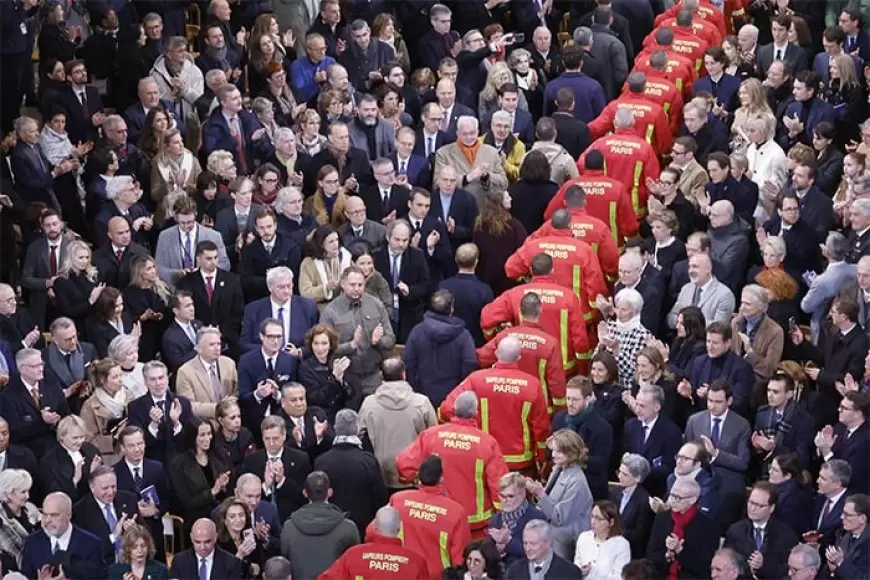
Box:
[79,358,129,466]
[299,226,353,310]
[150,129,202,225]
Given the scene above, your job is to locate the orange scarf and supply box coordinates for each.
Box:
[457,139,482,166]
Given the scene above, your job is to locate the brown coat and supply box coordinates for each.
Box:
[302,189,350,228]
[79,391,126,466]
[175,356,239,418]
[732,314,784,406]
[434,142,509,208]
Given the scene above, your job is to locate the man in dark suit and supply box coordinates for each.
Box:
[845,200,870,264]
[429,165,478,247]
[214,179,261,270]
[243,416,312,520]
[374,220,431,343]
[551,89,592,159]
[230,473,282,541]
[623,385,682,499]
[406,188,454,286]
[239,266,318,354]
[127,361,193,466]
[195,23,243,89]
[576,0,634,63]
[337,196,387,252]
[505,519,582,579]
[0,417,42,501]
[611,453,654,558]
[417,4,458,71]
[20,209,69,328]
[693,49,740,112]
[435,78,475,141]
[527,27,565,83]
[168,518,243,580]
[21,492,107,580]
[841,8,870,61]
[829,493,870,579]
[44,60,104,145]
[724,482,799,579]
[304,122,373,196]
[439,244,493,347]
[277,382,334,463]
[92,216,149,290]
[810,459,852,549]
[756,14,810,79]
[123,77,186,145]
[816,391,870,494]
[414,103,451,160]
[240,210,303,301]
[392,127,431,191]
[610,250,664,335]
[9,116,66,211]
[752,372,815,471]
[687,325,756,418]
[43,317,97,414]
[176,240,245,359]
[762,194,824,278]
[237,319,295,442]
[161,291,202,374]
[359,158,411,224]
[683,101,731,167]
[0,283,45,353]
[114,425,170,560]
[72,466,140,563]
[1,348,70,459]
[202,85,271,175]
[92,176,152,252]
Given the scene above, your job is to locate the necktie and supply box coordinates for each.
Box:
[691,285,702,306]
[640,424,648,447]
[775,48,783,61]
[264,243,273,256]
[52,540,60,554]
[399,158,407,175]
[230,117,249,175]
[199,557,208,580]
[277,307,286,345]
[49,245,58,277]
[427,136,434,157]
[269,456,280,506]
[712,417,721,446]
[821,499,832,523]
[205,276,214,304]
[31,387,40,408]
[440,110,449,132]
[80,91,89,118]
[187,324,197,344]
[353,227,362,238]
[381,189,390,207]
[133,467,143,490]
[413,220,421,232]
[620,490,630,513]
[209,364,222,401]
[62,351,73,372]
[266,357,275,377]
[103,504,119,552]
[115,248,124,262]
[0,454,6,471]
[775,409,783,424]
[183,234,193,269]
[754,526,764,550]
[391,253,400,288]
[533,565,543,575]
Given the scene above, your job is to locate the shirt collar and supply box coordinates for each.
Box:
[712,409,728,424]
[52,524,74,548]
[271,299,290,311]
[125,459,143,472]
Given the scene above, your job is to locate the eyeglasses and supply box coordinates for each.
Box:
[747,500,771,509]
[346,209,366,216]
[839,404,856,412]
[21,362,45,368]
[262,334,284,340]
[675,454,697,462]
[668,492,691,501]
[842,510,860,518]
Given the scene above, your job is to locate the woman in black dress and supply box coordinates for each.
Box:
[40,415,103,503]
[54,240,104,335]
[85,287,138,358]
[213,398,256,473]
[122,256,171,361]
[297,324,354,420]
[473,189,528,297]
[666,306,707,378]
[216,498,266,579]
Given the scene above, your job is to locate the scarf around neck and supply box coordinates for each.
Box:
[457,139,482,165]
[95,386,127,419]
[668,503,698,579]
[501,499,530,532]
[334,435,362,448]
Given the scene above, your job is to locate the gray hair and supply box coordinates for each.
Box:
[746,116,771,134]
[614,107,635,128]
[236,473,262,489]
[204,68,225,87]
[454,391,478,419]
[107,334,138,363]
[262,557,293,580]
[349,18,369,33]
[789,544,821,571]
[164,36,187,52]
[102,114,126,133]
[137,77,159,92]
[430,3,451,21]
[143,12,162,24]
[638,385,665,407]
[251,96,273,116]
[507,48,531,68]
[852,197,870,217]
[762,236,787,260]
[684,102,707,120]
[105,175,136,201]
[49,317,75,336]
[14,348,41,367]
[524,519,552,541]
[456,115,478,134]
[281,382,306,397]
[739,24,759,42]
[142,360,168,380]
[825,232,849,262]
[13,116,37,135]
[274,127,295,148]
[195,326,222,345]
[714,548,744,576]
[374,506,401,537]
[614,288,644,316]
[0,469,33,503]
[56,415,86,442]
[573,26,593,48]
[619,252,643,272]
[495,336,522,363]
[266,266,294,288]
[386,218,412,239]
[822,459,852,488]
[741,284,770,310]
[620,453,651,482]
[273,186,303,213]
[491,110,511,125]
[43,492,72,515]
[671,475,701,498]
[333,409,360,437]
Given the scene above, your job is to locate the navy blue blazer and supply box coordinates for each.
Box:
[812,491,847,548]
[21,526,107,580]
[781,97,837,147]
[93,202,151,250]
[813,51,863,84]
[238,349,297,398]
[788,184,834,243]
[113,458,171,513]
[9,140,57,209]
[240,296,318,354]
[438,273,494,347]
[831,421,869,494]
[123,99,187,145]
[763,216,824,276]
[0,339,14,374]
[1,374,70,458]
[201,108,273,172]
[688,352,755,418]
[845,30,870,62]
[753,403,814,468]
[239,234,304,301]
[444,103,476,141]
[623,415,682,499]
[126,391,194,466]
[429,188,479,246]
[160,319,203,373]
[389,152,431,190]
[693,74,740,112]
[44,85,104,145]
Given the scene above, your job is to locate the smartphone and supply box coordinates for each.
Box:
[512,32,525,43]
[243,528,254,542]
[788,316,799,334]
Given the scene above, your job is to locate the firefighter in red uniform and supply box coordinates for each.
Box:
[441,336,550,473]
[535,184,620,278]
[481,253,590,373]
[622,56,684,135]
[655,0,727,37]
[549,150,638,243]
[589,72,673,156]
[320,506,429,580]
[505,210,607,322]
[396,392,508,533]
[389,456,471,580]
[648,7,722,48]
[578,107,661,218]
[636,29,698,101]
[477,293,566,412]
[646,11,710,75]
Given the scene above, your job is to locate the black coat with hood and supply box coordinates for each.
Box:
[402,311,478,407]
[280,501,360,580]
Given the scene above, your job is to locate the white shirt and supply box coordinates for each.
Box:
[65,447,84,467]
[270,299,292,346]
[640,416,658,443]
[573,531,631,580]
[0,451,7,471]
[200,268,218,288]
[125,460,144,481]
[197,552,215,580]
[51,524,74,553]
[819,489,848,527]
[95,499,119,541]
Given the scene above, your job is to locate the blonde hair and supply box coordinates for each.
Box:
[499,472,527,491]
[739,78,772,114]
[119,524,156,564]
[480,62,514,104]
[548,429,588,468]
[206,150,236,177]
[129,256,172,304]
[58,239,98,282]
[831,53,858,89]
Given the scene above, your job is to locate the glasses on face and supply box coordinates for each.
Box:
[21,362,44,368]
[668,492,691,502]
[781,206,799,212]
[839,404,856,412]
[675,454,697,462]
[262,334,283,341]
[842,510,860,518]
[346,209,366,216]
[322,178,340,185]
[747,499,771,509]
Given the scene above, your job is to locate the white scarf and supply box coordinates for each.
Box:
[95,386,127,419]
[615,315,644,333]
[313,248,352,300]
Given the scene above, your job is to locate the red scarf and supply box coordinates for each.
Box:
[668,504,698,579]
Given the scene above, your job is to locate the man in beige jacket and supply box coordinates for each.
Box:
[528,117,580,186]
[434,116,508,208]
[175,327,239,418]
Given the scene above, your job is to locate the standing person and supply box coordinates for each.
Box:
[0,0,38,134]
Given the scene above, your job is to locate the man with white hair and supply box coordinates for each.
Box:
[667,253,736,328]
[150,36,204,121]
[319,505,427,578]
[240,265,318,354]
[847,197,870,263]
[731,284,784,389]
[434,115,508,207]
[314,410,388,536]
[801,232,857,342]
[484,109,527,180]
[838,255,870,336]
[758,192,823,277]
[397,392,508,534]
[93,176,152,250]
[124,77,186,145]
[737,23,759,60]
[175,327,239,418]
[710,547,744,580]
[787,544,822,580]
[9,116,66,212]
[440,336,549,474]
[707,199,751,294]
[507,519,582,578]
[21,492,106,579]
[601,252,663,332]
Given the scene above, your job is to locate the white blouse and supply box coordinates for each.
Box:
[573,531,631,580]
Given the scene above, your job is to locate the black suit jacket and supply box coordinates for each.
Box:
[374,245,431,343]
[429,188,479,246]
[552,112,591,160]
[0,308,46,353]
[756,42,809,79]
[624,415,682,499]
[126,392,194,466]
[615,271,664,335]
[647,510,721,578]
[72,491,140,562]
[413,129,450,160]
[239,233,303,301]
[724,517,798,579]
[93,242,149,289]
[753,403,814,469]
[831,422,870,494]
[277,407,334,464]
[812,492,847,549]
[763,217,824,277]
[168,547,242,580]
[359,184,410,223]
[505,553,583,579]
[113,458,170,559]
[40,441,101,503]
[242,446,311,520]
[44,85,104,145]
[9,140,58,210]
[176,269,245,358]
[160,319,202,373]
[201,109,271,174]
[304,146,373,197]
[409,214,454,285]
[6,444,41,502]
[609,485,654,559]
[1,374,70,459]
[389,152,432,191]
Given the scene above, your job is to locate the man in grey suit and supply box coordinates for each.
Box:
[588,6,629,100]
[837,255,870,340]
[338,196,386,251]
[43,317,97,412]
[684,380,751,526]
[667,254,736,329]
[801,232,857,343]
[20,209,69,328]
[155,197,230,284]
[348,94,396,162]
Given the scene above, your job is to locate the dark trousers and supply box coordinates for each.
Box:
[0,53,28,133]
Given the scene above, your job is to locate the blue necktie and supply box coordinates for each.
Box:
[199,557,208,580]
[712,417,721,446]
[104,504,120,553]
[754,526,764,550]
[277,307,286,345]
[182,234,193,269]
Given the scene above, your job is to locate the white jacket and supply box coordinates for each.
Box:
[150,54,204,119]
[529,141,579,186]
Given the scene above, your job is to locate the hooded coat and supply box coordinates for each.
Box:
[529,141,580,186]
[280,501,360,580]
[403,311,478,406]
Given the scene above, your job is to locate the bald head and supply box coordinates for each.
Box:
[374,506,402,537]
[107,216,132,247]
[496,336,522,363]
[709,200,734,228]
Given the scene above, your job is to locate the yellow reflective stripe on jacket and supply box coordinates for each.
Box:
[559,309,569,366]
[572,265,581,299]
[537,359,552,414]
[608,201,619,243]
[468,458,492,524]
[644,122,654,145]
[663,101,671,117]
[632,161,643,215]
[480,397,490,434]
[503,402,534,463]
[439,531,451,569]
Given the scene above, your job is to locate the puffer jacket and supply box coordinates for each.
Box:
[403,311,478,406]
[529,140,580,186]
[358,380,437,488]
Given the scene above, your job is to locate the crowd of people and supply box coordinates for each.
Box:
[0,0,869,578]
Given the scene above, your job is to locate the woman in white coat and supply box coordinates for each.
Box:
[150,129,202,225]
[574,501,632,580]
